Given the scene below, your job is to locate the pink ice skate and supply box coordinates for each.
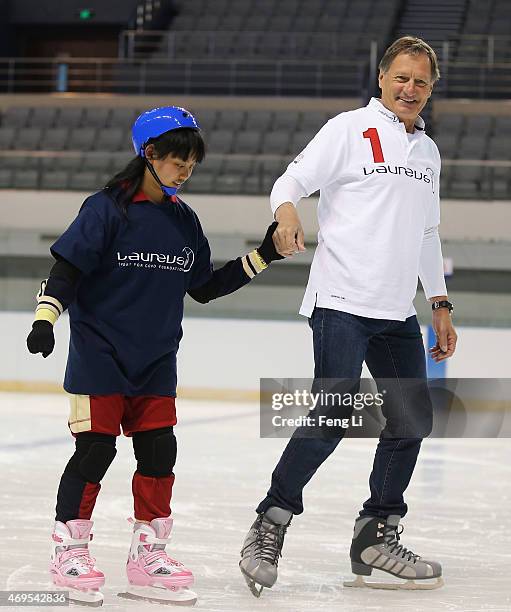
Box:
[118,516,197,606]
[49,519,104,606]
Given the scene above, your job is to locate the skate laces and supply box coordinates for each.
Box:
[60,547,97,570]
[384,525,420,563]
[142,549,183,569]
[248,515,289,566]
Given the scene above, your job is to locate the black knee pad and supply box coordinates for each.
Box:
[132,427,176,478]
[64,432,117,484]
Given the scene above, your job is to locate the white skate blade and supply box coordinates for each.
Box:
[51,583,104,606]
[118,584,197,606]
[240,568,264,598]
[343,574,444,591]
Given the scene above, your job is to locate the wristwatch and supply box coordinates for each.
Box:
[431,300,454,313]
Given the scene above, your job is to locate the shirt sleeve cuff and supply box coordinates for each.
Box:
[270,174,308,216]
[419,227,447,300]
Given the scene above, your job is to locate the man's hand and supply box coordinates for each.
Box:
[273,203,306,256]
[27,320,55,358]
[429,309,457,362]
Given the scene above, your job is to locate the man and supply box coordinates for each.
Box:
[240,36,457,596]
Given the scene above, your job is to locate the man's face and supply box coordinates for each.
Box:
[378,52,433,126]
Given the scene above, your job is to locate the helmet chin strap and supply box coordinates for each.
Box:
[144,157,179,197]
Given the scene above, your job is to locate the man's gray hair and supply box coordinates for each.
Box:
[379,36,440,84]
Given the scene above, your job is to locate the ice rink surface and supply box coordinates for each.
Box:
[1,391,510,612]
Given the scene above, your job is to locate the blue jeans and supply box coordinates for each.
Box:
[256,307,432,518]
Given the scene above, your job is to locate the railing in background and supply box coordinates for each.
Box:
[0,57,366,97]
[440,34,511,66]
[439,61,511,98]
[1,54,511,98]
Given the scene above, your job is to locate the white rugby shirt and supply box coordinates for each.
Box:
[271,97,447,321]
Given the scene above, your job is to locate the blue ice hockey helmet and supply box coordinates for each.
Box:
[132,106,200,157]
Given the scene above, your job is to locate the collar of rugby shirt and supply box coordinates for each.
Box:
[367,97,425,132]
[132,189,177,203]
[132,190,149,202]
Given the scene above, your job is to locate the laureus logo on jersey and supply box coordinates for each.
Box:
[117,246,194,272]
[363,164,435,193]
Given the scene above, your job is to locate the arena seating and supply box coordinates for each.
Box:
[460,0,511,55]
[161,0,400,60]
[0,103,509,198]
[0,106,329,193]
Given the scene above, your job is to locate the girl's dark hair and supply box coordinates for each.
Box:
[104,127,206,215]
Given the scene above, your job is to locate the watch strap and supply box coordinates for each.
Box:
[432,300,453,313]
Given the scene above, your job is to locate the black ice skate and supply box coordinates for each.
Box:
[344,514,444,590]
[239,506,292,597]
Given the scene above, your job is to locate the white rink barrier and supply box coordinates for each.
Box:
[1,311,510,399]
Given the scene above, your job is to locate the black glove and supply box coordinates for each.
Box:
[256,222,285,265]
[27,320,55,358]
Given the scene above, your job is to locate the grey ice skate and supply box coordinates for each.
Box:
[344,514,444,590]
[239,506,292,597]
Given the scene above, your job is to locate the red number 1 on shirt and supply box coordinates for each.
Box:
[363,128,385,163]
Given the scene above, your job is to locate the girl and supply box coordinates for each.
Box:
[26,106,282,606]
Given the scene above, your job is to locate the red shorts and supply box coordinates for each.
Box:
[67,394,177,437]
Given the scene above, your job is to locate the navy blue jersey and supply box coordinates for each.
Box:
[51,189,214,396]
